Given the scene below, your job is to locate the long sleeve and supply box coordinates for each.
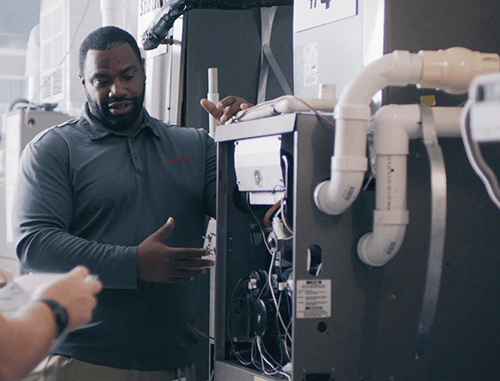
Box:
[13,129,138,289]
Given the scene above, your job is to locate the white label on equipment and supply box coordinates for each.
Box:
[303,42,319,87]
[296,279,331,319]
[294,0,358,32]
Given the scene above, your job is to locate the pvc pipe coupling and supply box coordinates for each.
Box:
[419,47,500,94]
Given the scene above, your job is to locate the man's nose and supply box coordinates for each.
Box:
[109,80,127,97]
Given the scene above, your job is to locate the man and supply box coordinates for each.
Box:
[0,266,101,381]
[13,26,244,381]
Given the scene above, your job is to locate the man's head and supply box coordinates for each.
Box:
[79,26,145,134]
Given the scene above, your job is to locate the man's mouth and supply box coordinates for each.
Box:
[108,100,133,113]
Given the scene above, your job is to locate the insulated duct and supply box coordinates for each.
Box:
[141,0,293,50]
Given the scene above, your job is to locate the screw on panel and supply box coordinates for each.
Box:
[254,170,263,187]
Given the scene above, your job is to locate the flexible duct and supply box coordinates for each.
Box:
[141,0,293,50]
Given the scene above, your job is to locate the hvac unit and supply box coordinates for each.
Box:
[38,0,102,116]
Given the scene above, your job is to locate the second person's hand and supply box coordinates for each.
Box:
[32,266,102,331]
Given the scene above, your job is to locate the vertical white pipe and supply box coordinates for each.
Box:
[375,155,408,211]
[100,0,123,27]
[207,68,219,137]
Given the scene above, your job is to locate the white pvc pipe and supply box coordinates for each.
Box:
[314,51,422,215]
[357,210,409,267]
[207,67,219,138]
[101,0,123,28]
[419,47,500,94]
[314,48,500,216]
[357,105,462,267]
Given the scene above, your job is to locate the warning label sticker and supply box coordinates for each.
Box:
[296,279,331,319]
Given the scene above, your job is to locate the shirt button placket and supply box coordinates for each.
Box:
[128,137,143,173]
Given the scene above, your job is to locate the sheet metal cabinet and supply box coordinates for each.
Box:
[212,113,500,381]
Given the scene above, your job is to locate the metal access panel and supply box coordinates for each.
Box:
[213,113,500,381]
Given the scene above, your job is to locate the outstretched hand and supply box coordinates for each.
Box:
[200,95,252,125]
[33,266,102,330]
[137,217,214,283]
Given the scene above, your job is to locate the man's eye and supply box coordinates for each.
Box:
[94,79,109,87]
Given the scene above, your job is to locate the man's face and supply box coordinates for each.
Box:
[80,43,145,133]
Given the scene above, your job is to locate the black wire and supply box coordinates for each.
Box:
[227,277,253,365]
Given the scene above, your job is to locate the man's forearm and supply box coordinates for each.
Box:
[17,229,138,289]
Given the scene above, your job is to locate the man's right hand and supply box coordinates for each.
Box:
[137,217,214,283]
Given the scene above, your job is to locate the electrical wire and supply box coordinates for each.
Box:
[245,196,293,337]
[267,232,293,357]
[275,291,291,363]
[279,154,294,235]
[278,264,292,319]
[254,337,292,381]
[263,200,282,227]
[227,277,253,366]
[254,336,282,374]
[193,326,214,340]
[460,99,500,210]
[230,95,336,127]
[245,195,293,365]
[246,194,274,255]
[25,0,91,126]
[279,200,294,236]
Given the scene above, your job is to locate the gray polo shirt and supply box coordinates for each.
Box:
[13,104,216,370]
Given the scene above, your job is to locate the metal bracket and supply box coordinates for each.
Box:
[415,105,448,358]
[258,6,293,103]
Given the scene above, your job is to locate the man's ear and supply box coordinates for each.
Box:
[78,73,85,87]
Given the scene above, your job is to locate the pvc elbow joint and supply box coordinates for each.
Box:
[313,156,368,215]
[357,210,409,267]
[316,52,421,216]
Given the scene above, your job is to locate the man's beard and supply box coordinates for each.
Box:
[86,84,145,132]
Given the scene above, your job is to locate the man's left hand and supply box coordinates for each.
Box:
[200,95,251,125]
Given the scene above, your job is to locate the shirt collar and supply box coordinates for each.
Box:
[79,103,162,140]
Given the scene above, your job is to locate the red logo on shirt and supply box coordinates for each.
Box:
[163,155,189,164]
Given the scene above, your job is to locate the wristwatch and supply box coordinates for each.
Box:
[36,297,68,338]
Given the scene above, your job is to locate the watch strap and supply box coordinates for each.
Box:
[36,297,68,338]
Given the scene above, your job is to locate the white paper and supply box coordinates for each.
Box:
[0,273,65,316]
